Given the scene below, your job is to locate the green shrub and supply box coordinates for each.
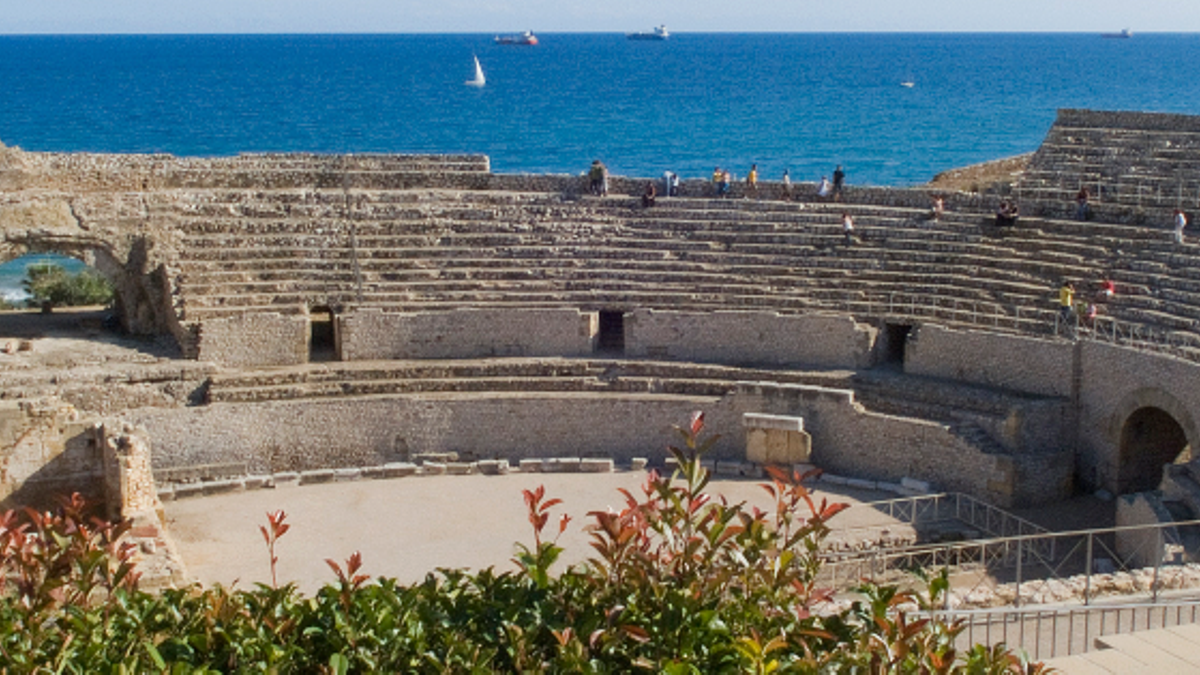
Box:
[0,413,1050,673]
[21,262,114,309]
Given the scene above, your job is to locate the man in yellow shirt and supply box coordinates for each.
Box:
[1058,281,1075,325]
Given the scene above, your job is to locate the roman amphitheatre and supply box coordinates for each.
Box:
[3,108,1200,631]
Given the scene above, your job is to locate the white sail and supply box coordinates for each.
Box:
[465,56,485,87]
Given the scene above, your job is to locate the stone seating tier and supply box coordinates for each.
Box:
[1016,110,1200,222]
[164,183,1200,338]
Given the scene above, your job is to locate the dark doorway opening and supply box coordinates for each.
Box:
[597,310,625,354]
[882,323,913,366]
[309,306,337,362]
[1118,406,1191,493]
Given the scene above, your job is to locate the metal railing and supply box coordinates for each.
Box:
[818,289,1200,363]
[820,518,1200,609]
[936,599,1200,661]
[834,492,1050,544]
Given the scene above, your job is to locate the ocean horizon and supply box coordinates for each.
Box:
[3,32,1200,294]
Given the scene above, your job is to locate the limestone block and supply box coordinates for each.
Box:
[519,459,544,473]
[244,475,272,490]
[875,481,905,494]
[157,485,176,502]
[546,458,580,473]
[744,414,811,466]
[843,477,877,491]
[299,469,335,485]
[477,459,511,475]
[203,479,245,496]
[664,457,680,471]
[580,458,614,473]
[273,471,301,487]
[333,468,363,482]
[422,462,447,476]
[739,462,764,478]
[630,458,648,471]
[715,461,742,476]
[900,477,932,492]
[378,462,418,478]
[173,483,205,499]
[446,462,477,475]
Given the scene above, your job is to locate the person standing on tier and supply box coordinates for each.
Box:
[817,175,832,200]
[832,165,845,201]
[1075,187,1091,221]
[642,181,657,208]
[842,212,855,246]
[1058,281,1075,328]
[589,160,609,196]
[720,169,732,197]
[781,169,793,201]
[746,163,758,198]
[712,167,722,197]
[1174,209,1188,244]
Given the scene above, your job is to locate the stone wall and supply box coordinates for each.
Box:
[196,312,310,367]
[133,393,749,475]
[1076,341,1200,493]
[625,310,876,369]
[736,382,1073,507]
[0,398,102,508]
[338,308,597,361]
[904,325,1074,398]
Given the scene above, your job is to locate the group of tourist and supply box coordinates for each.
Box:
[1058,278,1118,331]
[589,160,851,203]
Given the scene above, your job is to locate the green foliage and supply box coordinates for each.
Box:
[21,262,114,308]
[0,413,1051,673]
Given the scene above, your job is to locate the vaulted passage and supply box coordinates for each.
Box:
[309,305,337,362]
[1119,406,1191,493]
[597,310,625,354]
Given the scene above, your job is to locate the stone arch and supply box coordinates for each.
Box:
[0,199,177,340]
[1110,388,1197,494]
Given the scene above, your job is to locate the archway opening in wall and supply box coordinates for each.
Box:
[0,252,120,334]
[1118,406,1192,493]
[309,305,337,362]
[882,323,912,366]
[597,310,625,354]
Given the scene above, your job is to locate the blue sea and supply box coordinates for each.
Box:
[2,32,1200,297]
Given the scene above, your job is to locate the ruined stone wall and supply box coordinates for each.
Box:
[196,312,310,368]
[737,382,1073,507]
[624,310,876,369]
[0,398,102,508]
[338,308,598,361]
[905,324,1074,398]
[132,394,748,474]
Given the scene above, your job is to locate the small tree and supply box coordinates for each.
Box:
[22,263,113,310]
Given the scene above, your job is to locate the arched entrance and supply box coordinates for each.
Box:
[1118,406,1192,493]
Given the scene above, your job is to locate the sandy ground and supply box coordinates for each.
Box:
[164,473,900,593]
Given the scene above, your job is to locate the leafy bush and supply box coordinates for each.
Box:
[0,413,1049,673]
[21,262,114,309]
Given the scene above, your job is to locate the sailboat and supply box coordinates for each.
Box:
[465,56,485,87]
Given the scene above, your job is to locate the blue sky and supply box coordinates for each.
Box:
[1,0,1195,34]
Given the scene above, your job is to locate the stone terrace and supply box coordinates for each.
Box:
[1017,109,1200,224]
[166,186,1200,345]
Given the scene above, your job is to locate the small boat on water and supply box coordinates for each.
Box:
[1101,28,1132,38]
[465,55,485,87]
[900,81,915,88]
[627,25,669,40]
[494,31,538,46]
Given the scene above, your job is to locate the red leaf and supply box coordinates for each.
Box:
[689,411,705,436]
